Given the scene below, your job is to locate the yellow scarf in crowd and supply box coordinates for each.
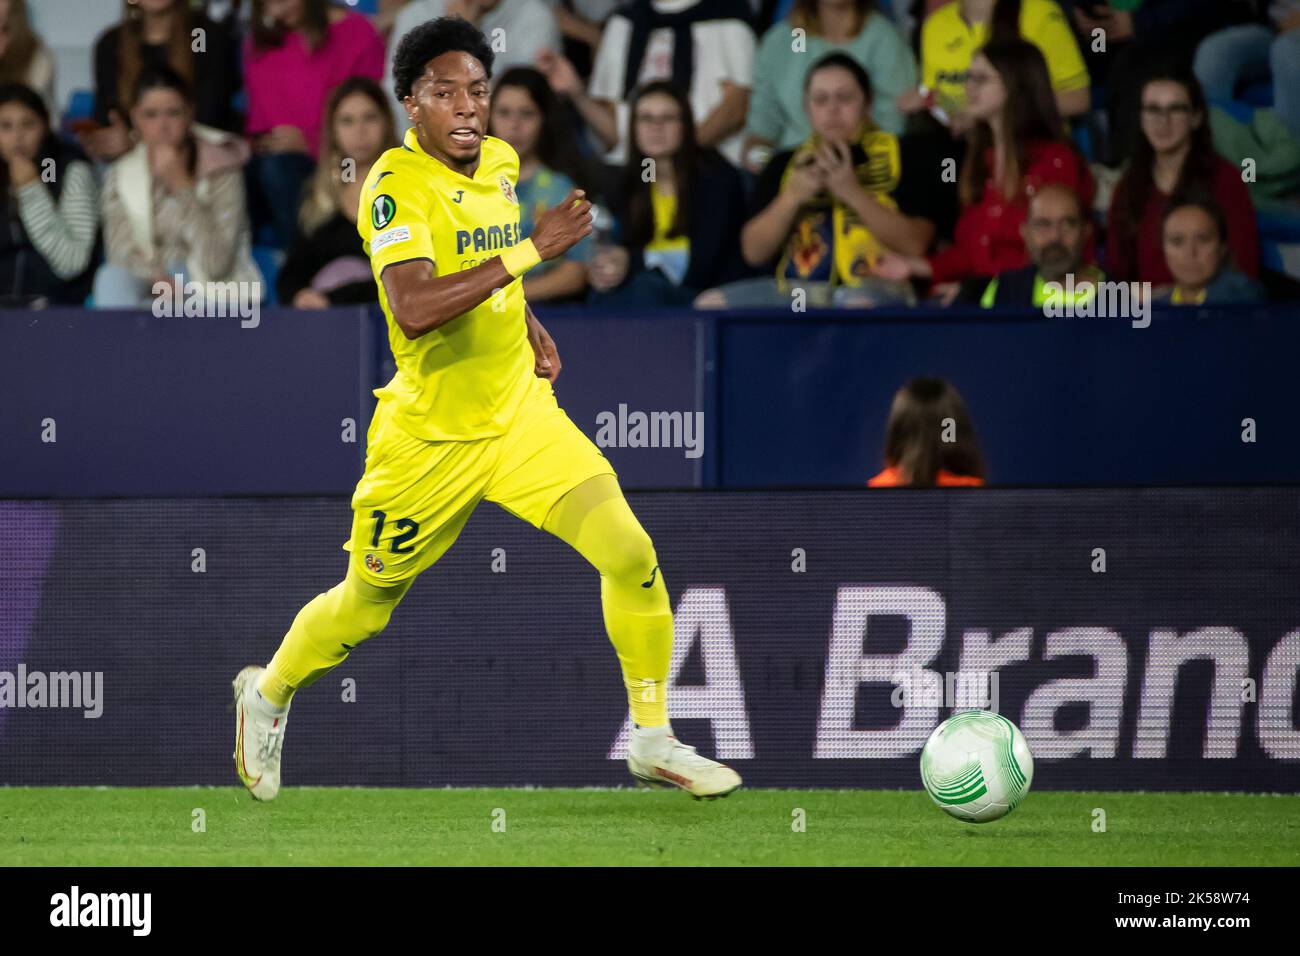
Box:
[776,123,902,290]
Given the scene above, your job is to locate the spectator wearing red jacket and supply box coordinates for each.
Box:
[1106,66,1258,286]
[872,38,1093,301]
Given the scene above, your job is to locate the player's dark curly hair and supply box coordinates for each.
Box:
[391,17,495,102]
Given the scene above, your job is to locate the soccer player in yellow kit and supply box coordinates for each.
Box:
[232,17,740,801]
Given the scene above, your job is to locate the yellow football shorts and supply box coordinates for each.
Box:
[344,373,616,585]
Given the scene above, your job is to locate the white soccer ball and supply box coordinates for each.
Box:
[920,711,1034,823]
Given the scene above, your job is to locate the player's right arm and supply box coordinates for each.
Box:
[381,188,593,340]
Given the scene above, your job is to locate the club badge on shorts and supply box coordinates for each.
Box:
[365,553,385,573]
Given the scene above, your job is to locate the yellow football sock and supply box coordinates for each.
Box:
[257,567,410,707]
[544,475,672,727]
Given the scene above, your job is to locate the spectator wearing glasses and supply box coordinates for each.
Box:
[1106,67,1258,286]
[897,0,1089,135]
[1072,0,1255,165]
[873,39,1093,300]
[587,81,748,306]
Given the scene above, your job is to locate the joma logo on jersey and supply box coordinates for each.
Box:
[455,222,522,255]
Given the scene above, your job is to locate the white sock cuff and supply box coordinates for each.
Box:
[631,721,671,739]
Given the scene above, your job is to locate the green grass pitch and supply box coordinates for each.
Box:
[2,788,1297,866]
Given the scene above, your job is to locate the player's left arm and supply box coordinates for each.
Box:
[525,302,561,383]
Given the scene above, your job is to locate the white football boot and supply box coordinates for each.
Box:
[232,665,289,801]
[627,726,742,800]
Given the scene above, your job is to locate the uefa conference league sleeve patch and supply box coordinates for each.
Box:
[370,193,411,253]
[372,194,397,230]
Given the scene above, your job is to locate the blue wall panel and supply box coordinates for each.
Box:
[718,308,1298,486]
[4,306,1298,493]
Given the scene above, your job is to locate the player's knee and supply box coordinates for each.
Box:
[603,525,660,587]
[343,575,408,640]
[355,598,397,639]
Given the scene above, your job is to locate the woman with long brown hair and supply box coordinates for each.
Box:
[868,377,985,488]
[587,80,748,307]
[0,0,55,120]
[87,0,240,162]
[897,0,1089,134]
[873,38,1093,296]
[278,77,398,308]
[1106,66,1258,286]
[741,0,916,172]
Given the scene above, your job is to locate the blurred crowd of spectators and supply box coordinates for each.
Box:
[2,0,1298,311]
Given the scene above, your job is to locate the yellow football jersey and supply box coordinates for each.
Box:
[920,0,1089,113]
[358,127,534,441]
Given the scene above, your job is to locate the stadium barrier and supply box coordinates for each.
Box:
[1,489,1297,790]
[3,305,1298,495]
